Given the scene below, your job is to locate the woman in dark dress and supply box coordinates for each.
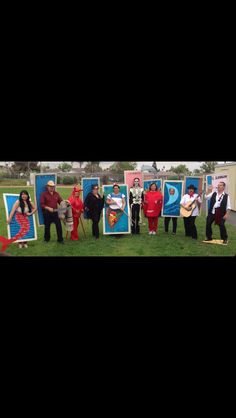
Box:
[84,184,104,239]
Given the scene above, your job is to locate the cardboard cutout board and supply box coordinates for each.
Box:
[103,184,131,235]
[124,171,143,191]
[206,174,229,214]
[3,193,37,243]
[34,173,57,226]
[162,180,184,218]
[82,177,100,219]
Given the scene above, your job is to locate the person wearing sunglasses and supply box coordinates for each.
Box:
[84,184,104,239]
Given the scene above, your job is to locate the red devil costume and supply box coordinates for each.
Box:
[143,190,163,233]
[68,186,84,240]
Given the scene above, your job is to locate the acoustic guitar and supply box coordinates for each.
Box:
[180,195,201,218]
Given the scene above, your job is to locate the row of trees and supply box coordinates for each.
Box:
[3,161,225,177]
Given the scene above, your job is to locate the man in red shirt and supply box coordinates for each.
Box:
[40,181,64,244]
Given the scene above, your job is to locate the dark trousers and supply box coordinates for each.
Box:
[184,216,198,239]
[164,217,177,233]
[91,213,101,238]
[206,213,228,240]
[43,211,63,242]
[131,204,141,234]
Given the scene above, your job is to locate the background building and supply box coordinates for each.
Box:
[215,163,236,211]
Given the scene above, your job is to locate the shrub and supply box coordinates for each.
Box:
[63,176,74,185]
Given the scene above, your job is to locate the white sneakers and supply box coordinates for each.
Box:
[18,243,28,249]
[149,231,156,235]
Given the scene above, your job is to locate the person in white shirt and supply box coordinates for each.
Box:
[205,181,231,244]
[106,184,126,229]
[180,184,202,240]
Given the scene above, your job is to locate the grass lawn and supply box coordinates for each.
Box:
[0,179,29,186]
[0,187,236,257]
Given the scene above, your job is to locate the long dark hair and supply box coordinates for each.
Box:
[149,183,157,191]
[19,190,32,214]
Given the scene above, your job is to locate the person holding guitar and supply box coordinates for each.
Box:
[180,184,202,240]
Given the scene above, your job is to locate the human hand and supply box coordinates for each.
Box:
[7,218,11,224]
[223,214,228,221]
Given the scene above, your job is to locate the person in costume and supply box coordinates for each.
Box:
[129,178,144,234]
[143,183,163,235]
[180,184,202,240]
[205,181,231,245]
[40,180,64,244]
[164,188,178,235]
[6,190,37,249]
[68,186,84,241]
[84,184,104,239]
[106,184,126,229]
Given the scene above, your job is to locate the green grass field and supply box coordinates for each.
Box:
[0,187,235,257]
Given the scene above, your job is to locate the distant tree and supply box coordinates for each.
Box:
[200,161,217,173]
[193,168,202,175]
[58,163,72,172]
[169,164,191,179]
[72,161,84,168]
[108,161,137,172]
[12,162,40,173]
[84,162,102,173]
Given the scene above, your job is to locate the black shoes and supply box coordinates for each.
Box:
[205,238,213,241]
[222,240,228,245]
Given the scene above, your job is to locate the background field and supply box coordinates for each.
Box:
[0,187,235,257]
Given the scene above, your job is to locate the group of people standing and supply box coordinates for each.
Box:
[128,178,200,237]
[39,180,104,243]
[128,178,231,244]
[5,178,231,249]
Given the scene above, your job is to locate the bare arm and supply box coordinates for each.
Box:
[7,200,20,223]
[27,202,37,216]
[121,197,126,211]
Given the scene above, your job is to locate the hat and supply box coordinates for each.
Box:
[188,184,197,190]
[47,181,55,187]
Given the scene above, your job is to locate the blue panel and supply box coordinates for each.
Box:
[162,182,183,217]
[143,179,162,191]
[5,195,36,241]
[82,178,100,219]
[185,177,203,194]
[103,185,130,234]
[35,174,56,226]
[206,176,212,213]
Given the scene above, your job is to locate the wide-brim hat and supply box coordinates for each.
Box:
[47,180,55,187]
[188,184,197,191]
